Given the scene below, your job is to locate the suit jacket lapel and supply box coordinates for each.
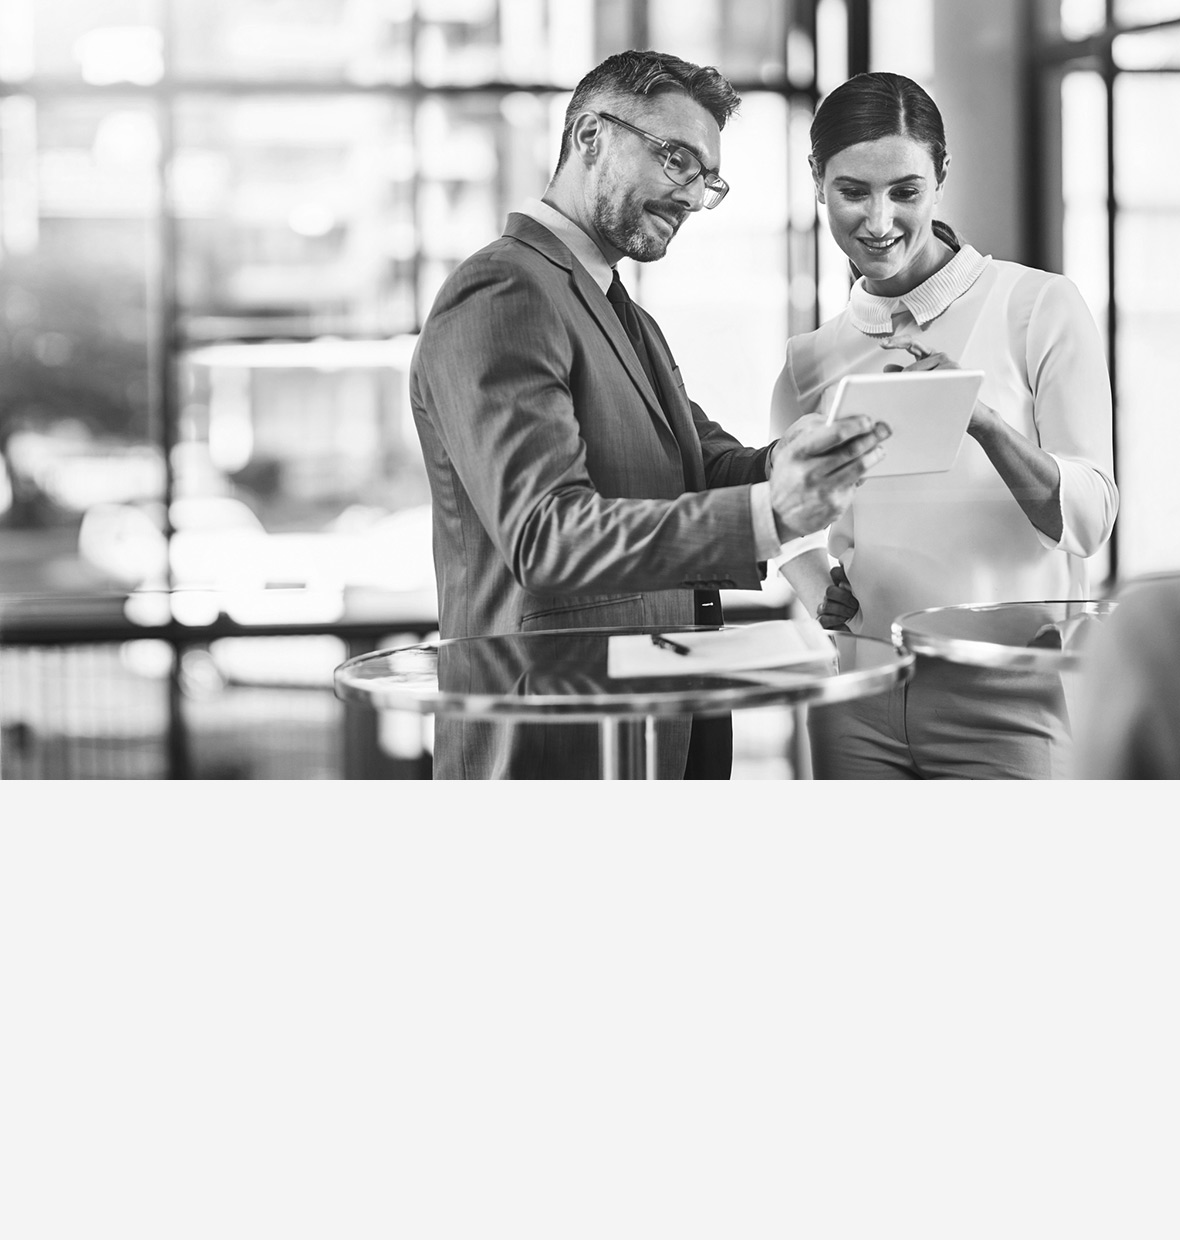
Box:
[567,256,709,490]
[567,260,681,438]
[504,214,682,454]
[633,314,707,490]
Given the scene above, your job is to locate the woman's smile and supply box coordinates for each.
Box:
[860,235,899,249]
[858,235,902,255]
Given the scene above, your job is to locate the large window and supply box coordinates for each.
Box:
[0,0,856,778]
[0,0,844,596]
[1034,0,1180,580]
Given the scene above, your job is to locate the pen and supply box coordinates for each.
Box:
[651,633,691,656]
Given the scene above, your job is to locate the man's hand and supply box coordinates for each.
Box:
[769,413,890,540]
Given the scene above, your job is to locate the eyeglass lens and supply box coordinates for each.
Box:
[662,149,727,205]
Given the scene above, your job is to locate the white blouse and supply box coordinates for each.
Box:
[771,245,1119,640]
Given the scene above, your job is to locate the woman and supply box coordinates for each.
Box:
[771,72,1118,779]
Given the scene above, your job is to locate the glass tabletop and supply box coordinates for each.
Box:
[892,599,1117,671]
[334,624,914,721]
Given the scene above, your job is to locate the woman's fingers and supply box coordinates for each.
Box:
[880,337,930,361]
[818,569,858,628]
[879,338,960,372]
[825,586,855,610]
[817,580,859,627]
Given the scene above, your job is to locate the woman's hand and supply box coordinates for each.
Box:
[879,337,998,436]
[879,336,1063,542]
[817,563,859,630]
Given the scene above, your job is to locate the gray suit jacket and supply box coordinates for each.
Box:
[410,213,774,777]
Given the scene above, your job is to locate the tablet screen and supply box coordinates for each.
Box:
[826,370,984,476]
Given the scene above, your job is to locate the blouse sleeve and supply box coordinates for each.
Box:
[1025,275,1119,557]
[769,343,806,436]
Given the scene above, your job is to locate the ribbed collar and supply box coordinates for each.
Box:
[847,244,989,335]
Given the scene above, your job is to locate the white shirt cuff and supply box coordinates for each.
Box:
[767,528,830,576]
[1045,454,1119,558]
[749,481,783,560]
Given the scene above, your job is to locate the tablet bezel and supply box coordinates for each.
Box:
[825,370,985,477]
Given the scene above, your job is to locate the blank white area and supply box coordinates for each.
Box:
[870,0,935,84]
[815,0,849,96]
[3,785,1178,1240]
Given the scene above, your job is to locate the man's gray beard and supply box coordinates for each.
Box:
[593,194,667,263]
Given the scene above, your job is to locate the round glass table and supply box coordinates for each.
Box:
[892,599,1117,671]
[334,624,914,779]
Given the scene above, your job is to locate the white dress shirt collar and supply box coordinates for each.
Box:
[517,197,615,293]
[847,243,990,335]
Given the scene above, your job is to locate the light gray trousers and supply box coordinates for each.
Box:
[807,655,1073,780]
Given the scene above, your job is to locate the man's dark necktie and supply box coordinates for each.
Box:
[605,271,729,776]
[606,269,661,393]
[607,269,696,485]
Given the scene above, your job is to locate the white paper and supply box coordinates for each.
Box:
[607,618,837,678]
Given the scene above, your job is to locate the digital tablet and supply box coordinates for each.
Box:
[824,370,984,477]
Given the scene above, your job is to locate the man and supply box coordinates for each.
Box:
[410,49,890,779]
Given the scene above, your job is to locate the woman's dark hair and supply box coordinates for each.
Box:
[811,71,960,254]
[555,49,740,175]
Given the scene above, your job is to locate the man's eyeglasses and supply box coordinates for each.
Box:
[597,112,730,209]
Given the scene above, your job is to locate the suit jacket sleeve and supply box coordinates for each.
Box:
[411,250,768,595]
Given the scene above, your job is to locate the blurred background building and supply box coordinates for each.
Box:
[0,0,1177,778]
